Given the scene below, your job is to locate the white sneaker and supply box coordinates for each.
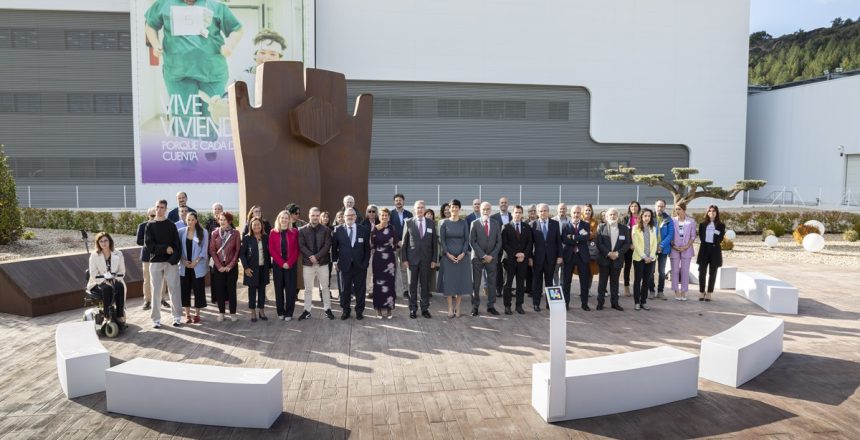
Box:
[634,304,641,311]
[285,316,292,322]
[217,315,224,322]
[229,314,237,322]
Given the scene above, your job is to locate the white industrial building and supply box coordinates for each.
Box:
[2,0,760,209]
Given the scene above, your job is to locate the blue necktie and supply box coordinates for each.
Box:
[542,222,547,240]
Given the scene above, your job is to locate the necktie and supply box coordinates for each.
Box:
[484,220,489,237]
[542,222,547,240]
[516,223,520,235]
[348,226,353,246]
[419,219,424,238]
[573,222,579,253]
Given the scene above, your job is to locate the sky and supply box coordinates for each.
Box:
[750,0,860,37]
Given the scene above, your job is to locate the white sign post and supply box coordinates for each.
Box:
[531,286,567,421]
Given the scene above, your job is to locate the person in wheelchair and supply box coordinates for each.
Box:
[87,232,127,331]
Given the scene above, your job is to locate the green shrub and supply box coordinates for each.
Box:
[844,230,859,242]
[0,146,23,245]
[19,208,146,236]
[22,230,36,240]
[766,222,786,237]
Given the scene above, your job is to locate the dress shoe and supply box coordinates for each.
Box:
[581,304,591,311]
[161,300,171,308]
[504,306,512,315]
[516,306,525,314]
[612,304,624,311]
[596,304,604,310]
[410,311,417,319]
[487,308,500,316]
[641,304,651,310]
[422,310,432,319]
[142,301,151,310]
[341,311,351,320]
[356,311,364,320]
[325,309,335,320]
[533,305,541,312]
[471,308,479,316]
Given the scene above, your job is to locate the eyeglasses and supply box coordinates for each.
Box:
[368,210,377,214]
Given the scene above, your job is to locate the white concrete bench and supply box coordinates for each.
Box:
[531,346,698,420]
[685,262,736,289]
[699,315,784,387]
[736,272,798,314]
[55,321,110,399]
[105,358,282,428]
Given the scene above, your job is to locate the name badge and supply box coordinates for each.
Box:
[426,227,433,234]
[619,235,626,240]
[579,229,587,236]
[357,238,364,243]
[714,231,721,235]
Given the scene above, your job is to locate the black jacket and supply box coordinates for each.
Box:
[696,222,725,267]
[240,234,271,287]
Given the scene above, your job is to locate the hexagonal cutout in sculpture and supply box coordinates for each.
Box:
[290,96,341,146]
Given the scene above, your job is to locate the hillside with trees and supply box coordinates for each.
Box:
[749,17,860,86]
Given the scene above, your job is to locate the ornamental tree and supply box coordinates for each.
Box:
[604,166,767,206]
[0,144,24,244]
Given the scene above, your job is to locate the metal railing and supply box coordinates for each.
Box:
[16,185,136,209]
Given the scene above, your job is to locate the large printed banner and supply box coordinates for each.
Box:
[133,0,304,183]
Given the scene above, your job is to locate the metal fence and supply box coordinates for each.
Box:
[16,185,136,209]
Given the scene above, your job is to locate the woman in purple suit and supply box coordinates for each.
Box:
[669,203,697,300]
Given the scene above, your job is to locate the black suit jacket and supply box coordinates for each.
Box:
[502,222,533,263]
[240,234,271,287]
[561,220,591,263]
[530,219,562,265]
[596,223,631,268]
[490,211,512,227]
[389,209,413,242]
[331,223,371,272]
[696,222,725,267]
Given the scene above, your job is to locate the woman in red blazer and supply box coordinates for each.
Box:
[269,210,300,320]
[209,211,241,322]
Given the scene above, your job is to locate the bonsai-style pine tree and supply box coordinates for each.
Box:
[0,144,23,245]
[604,166,767,206]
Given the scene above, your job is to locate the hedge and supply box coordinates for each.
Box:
[19,208,219,236]
[691,210,860,235]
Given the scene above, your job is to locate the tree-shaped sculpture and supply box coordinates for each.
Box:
[604,166,767,206]
[228,61,373,227]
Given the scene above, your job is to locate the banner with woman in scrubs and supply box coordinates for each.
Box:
[133,0,304,183]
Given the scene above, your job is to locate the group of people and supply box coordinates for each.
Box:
[85,191,727,329]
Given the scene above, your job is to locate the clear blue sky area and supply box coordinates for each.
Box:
[750,0,860,37]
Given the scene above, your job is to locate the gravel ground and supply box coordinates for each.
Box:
[0,228,139,262]
[1,228,858,267]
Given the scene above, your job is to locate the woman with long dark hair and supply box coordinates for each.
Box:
[179,212,208,323]
[241,217,272,321]
[632,208,657,311]
[209,211,241,321]
[696,205,725,301]
[622,200,641,296]
[87,232,127,329]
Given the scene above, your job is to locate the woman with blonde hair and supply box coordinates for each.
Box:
[269,210,299,320]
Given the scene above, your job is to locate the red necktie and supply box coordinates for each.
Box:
[485,221,489,237]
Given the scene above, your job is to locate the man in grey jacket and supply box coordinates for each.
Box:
[400,200,438,319]
[469,202,503,316]
[298,207,334,320]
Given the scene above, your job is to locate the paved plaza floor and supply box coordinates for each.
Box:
[0,255,858,439]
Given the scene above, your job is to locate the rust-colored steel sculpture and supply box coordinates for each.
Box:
[228,61,373,227]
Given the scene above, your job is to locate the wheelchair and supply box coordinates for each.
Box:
[83,269,127,338]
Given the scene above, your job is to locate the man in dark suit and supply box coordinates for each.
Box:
[331,208,371,320]
[465,198,482,228]
[390,193,413,298]
[561,205,592,311]
[596,208,631,311]
[530,203,563,311]
[502,205,532,314]
[469,202,502,316]
[401,200,437,318]
[490,196,512,302]
[167,191,196,223]
[342,195,362,224]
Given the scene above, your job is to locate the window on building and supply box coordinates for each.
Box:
[94,94,120,113]
[92,31,118,50]
[0,93,14,112]
[68,94,94,113]
[118,32,131,50]
[548,101,569,120]
[0,29,11,49]
[14,93,41,113]
[12,29,38,49]
[65,30,92,49]
[120,94,133,113]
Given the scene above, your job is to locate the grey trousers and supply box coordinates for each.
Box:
[149,261,182,323]
[471,259,497,309]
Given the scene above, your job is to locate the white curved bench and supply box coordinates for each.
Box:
[105,358,283,428]
[55,321,110,398]
[736,272,798,314]
[532,346,698,421]
[699,315,784,387]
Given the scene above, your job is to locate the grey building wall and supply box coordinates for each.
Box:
[347,81,689,206]
[0,9,135,208]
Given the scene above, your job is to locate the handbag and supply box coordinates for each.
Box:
[588,240,599,258]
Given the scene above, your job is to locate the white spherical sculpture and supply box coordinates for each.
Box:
[764,235,779,248]
[725,230,736,240]
[802,233,825,253]
[804,220,825,235]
